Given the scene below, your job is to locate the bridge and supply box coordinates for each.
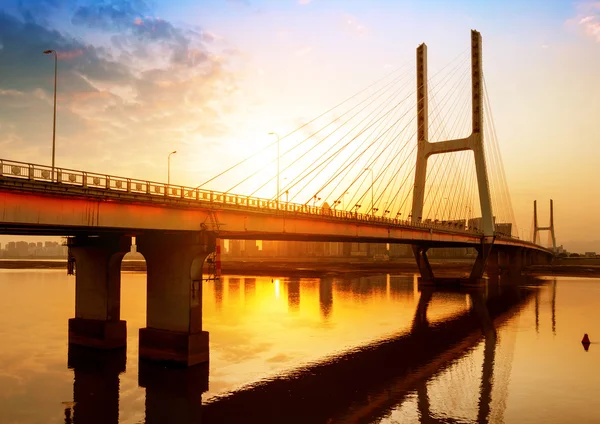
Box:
[0,30,554,366]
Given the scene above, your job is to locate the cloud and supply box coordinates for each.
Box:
[298,0,313,4]
[16,0,66,25]
[568,1,600,42]
[71,0,150,31]
[0,4,243,178]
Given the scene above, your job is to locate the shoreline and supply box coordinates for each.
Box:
[0,258,598,278]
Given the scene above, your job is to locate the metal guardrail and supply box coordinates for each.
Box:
[0,158,519,238]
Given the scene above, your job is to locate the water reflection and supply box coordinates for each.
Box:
[67,346,126,424]
[287,278,301,311]
[213,278,223,311]
[244,277,256,305]
[77,277,527,423]
[62,276,540,423]
[228,277,241,300]
[551,278,557,335]
[319,278,333,320]
[201,281,531,423]
[139,360,208,424]
[1,270,566,424]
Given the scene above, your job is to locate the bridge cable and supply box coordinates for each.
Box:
[239,64,418,198]
[421,68,470,220]
[291,52,470,209]
[391,63,470,220]
[196,59,417,189]
[227,64,416,195]
[339,56,469,215]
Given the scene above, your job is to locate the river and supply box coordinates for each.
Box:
[0,269,598,423]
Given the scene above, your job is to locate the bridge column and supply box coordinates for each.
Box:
[137,232,216,367]
[523,249,532,268]
[507,248,523,277]
[497,249,510,273]
[486,248,499,276]
[469,239,494,282]
[68,235,130,349]
[412,246,434,282]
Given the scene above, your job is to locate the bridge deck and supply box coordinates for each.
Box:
[0,158,549,253]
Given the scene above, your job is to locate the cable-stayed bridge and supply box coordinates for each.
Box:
[0,30,554,366]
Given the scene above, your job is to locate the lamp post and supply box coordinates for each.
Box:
[365,168,374,216]
[168,150,177,185]
[268,132,280,205]
[43,49,57,181]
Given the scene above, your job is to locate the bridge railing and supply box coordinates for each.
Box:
[0,158,490,237]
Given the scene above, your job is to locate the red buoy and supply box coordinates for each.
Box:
[582,334,591,344]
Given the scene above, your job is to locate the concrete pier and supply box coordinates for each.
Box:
[68,235,130,349]
[137,231,216,366]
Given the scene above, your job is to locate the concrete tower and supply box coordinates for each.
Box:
[411,30,494,236]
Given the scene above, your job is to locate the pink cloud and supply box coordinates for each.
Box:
[57,49,84,60]
[569,1,600,42]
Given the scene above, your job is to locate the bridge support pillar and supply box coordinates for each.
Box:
[412,246,434,282]
[522,249,532,268]
[497,249,509,273]
[469,240,494,282]
[507,248,523,277]
[68,235,131,349]
[137,232,216,367]
[486,248,499,276]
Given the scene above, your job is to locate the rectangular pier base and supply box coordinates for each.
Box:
[68,318,127,349]
[139,328,209,367]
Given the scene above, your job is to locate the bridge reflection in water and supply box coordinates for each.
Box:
[64,275,545,424]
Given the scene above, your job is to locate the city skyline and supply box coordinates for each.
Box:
[1,0,599,250]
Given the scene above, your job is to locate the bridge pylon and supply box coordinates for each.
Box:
[411,30,495,284]
[533,199,557,253]
[411,30,493,236]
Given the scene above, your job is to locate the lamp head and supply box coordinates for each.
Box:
[43,50,54,54]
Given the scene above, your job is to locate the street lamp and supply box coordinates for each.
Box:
[268,132,280,205]
[168,150,177,185]
[43,49,57,181]
[365,168,374,216]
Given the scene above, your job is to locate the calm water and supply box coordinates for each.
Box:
[0,269,599,423]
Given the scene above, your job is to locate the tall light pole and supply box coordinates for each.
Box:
[365,168,374,216]
[43,49,57,181]
[168,150,177,185]
[268,132,280,204]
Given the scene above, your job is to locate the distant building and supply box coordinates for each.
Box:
[466,217,512,237]
[495,223,512,237]
[584,252,597,258]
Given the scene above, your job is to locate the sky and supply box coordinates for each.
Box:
[0,0,599,251]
